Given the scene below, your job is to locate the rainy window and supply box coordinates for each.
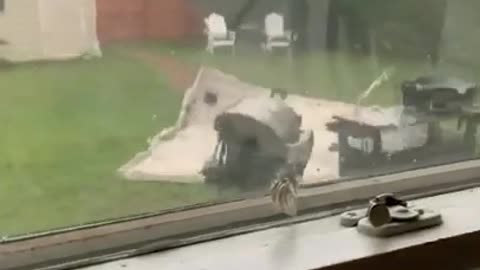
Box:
[1,0,480,240]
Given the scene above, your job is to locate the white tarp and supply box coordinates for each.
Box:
[120,67,427,185]
[0,0,101,62]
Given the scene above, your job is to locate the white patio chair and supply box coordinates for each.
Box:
[263,13,295,54]
[204,13,236,55]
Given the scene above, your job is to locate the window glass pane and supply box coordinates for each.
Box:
[1,0,478,236]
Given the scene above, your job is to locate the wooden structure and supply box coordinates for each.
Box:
[96,0,201,43]
[328,76,480,178]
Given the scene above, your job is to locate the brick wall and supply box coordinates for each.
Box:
[96,0,202,43]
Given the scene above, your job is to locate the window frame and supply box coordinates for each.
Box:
[321,230,480,270]
[2,159,480,269]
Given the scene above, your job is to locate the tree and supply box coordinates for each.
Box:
[288,0,310,53]
[228,0,258,30]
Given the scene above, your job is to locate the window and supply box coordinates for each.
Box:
[2,1,480,268]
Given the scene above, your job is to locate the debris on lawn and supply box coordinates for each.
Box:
[118,67,404,185]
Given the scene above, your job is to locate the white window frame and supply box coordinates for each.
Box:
[2,159,480,269]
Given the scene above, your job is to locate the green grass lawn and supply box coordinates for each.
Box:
[0,46,220,236]
[0,41,461,237]
[141,41,434,106]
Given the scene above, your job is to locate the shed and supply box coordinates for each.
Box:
[0,0,101,62]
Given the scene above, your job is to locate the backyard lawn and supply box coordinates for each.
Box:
[137,41,434,106]
[0,45,218,236]
[0,42,435,237]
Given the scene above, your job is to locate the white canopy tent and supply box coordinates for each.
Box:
[0,0,101,62]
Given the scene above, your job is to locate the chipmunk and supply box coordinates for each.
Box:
[271,129,314,216]
[270,164,300,217]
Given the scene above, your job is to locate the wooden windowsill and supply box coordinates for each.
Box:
[2,160,480,269]
[81,188,480,270]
